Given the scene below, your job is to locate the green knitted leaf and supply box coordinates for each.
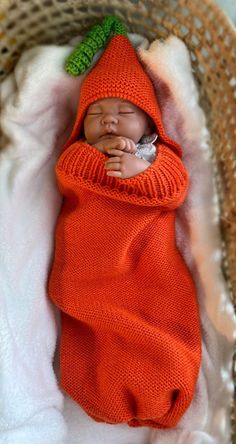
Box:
[65,15,127,76]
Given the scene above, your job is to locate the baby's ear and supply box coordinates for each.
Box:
[144,118,155,135]
[144,126,151,136]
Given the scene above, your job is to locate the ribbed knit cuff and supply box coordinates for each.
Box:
[56,142,188,208]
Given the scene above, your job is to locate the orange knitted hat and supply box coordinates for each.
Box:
[64,16,182,156]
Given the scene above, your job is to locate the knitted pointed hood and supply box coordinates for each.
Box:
[64,16,182,156]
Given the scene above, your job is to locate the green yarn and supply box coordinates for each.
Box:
[65,16,127,76]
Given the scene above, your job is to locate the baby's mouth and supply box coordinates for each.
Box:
[99,132,116,140]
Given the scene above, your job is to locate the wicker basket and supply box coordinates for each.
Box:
[0,0,235,440]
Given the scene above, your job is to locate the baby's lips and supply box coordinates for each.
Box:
[99,132,119,141]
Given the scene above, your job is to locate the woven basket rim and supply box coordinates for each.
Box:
[0,0,235,441]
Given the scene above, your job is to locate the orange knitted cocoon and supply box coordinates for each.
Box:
[48,142,201,429]
[48,31,201,429]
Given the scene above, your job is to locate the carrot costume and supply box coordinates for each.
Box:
[48,17,201,429]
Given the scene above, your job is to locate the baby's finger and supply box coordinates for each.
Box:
[106,170,122,177]
[105,156,121,164]
[106,139,118,149]
[107,138,125,150]
[125,140,131,151]
[105,162,121,171]
[116,139,126,150]
[127,139,137,153]
[107,148,124,157]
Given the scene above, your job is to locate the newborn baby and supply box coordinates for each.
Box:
[48,19,201,430]
[83,97,157,178]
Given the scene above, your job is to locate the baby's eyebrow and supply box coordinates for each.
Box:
[87,105,101,112]
[120,101,138,108]
[88,103,101,108]
[119,100,133,105]
[119,103,136,109]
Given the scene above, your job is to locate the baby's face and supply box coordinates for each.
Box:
[83,97,152,145]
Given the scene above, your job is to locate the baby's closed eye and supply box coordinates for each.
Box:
[119,111,134,114]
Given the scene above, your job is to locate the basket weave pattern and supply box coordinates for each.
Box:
[0,0,235,439]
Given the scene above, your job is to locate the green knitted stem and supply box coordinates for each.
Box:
[65,16,127,76]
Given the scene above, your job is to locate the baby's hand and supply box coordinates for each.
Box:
[104,149,150,179]
[93,136,137,154]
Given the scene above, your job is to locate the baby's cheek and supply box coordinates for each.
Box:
[84,119,100,144]
[127,121,144,143]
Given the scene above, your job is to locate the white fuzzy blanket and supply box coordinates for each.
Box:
[0,35,235,444]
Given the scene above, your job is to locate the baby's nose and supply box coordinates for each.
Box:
[101,113,118,124]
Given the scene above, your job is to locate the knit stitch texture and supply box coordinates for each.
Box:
[48,31,201,429]
[65,16,127,76]
[48,141,201,428]
[63,35,182,158]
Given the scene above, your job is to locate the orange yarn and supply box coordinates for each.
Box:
[48,142,201,428]
[48,34,201,429]
[64,35,181,157]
